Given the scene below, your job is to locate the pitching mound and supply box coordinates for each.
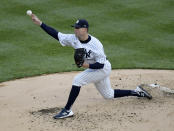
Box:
[0,69,174,131]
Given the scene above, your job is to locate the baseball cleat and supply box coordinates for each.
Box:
[53,108,74,119]
[135,85,152,99]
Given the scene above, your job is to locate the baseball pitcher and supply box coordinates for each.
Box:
[30,14,152,119]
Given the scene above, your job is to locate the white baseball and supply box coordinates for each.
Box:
[26,10,32,16]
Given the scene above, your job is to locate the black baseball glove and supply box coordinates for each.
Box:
[74,48,86,68]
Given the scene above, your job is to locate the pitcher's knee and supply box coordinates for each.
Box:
[102,93,114,99]
[72,76,85,87]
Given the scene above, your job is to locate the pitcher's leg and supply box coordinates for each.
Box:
[73,69,108,87]
[94,77,146,99]
[65,85,81,110]
[53,85,80,119]
[95,77,114,99]
[114,89,137,97]
[114,86,152,99]
[54,69,109,119]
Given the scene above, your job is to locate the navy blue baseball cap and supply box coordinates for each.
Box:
[71,19,89,29]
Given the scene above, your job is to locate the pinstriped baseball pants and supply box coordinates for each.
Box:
[72,60,114,99]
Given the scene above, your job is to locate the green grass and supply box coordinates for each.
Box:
[0,0,174,82]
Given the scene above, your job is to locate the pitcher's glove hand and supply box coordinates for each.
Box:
[74,48,86,68]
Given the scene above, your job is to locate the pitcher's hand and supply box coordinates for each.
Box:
[31,14,42,26]
[82,62,89,68]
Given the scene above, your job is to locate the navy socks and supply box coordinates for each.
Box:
[65,85,81,110]
[114,89,138,98]
[64,86,138,110]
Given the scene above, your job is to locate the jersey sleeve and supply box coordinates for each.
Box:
[58,32,82,49]
[58,32,75,46]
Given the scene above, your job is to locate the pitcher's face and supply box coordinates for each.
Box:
[74,28,88,39]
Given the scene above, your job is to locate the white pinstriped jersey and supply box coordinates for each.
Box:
[58,32,114,98]
[40,22,114,98]
[58,32,107,65]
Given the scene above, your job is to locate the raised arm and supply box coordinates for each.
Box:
[31,14,59,40]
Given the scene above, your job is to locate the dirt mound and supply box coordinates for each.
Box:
[0,69,174,131]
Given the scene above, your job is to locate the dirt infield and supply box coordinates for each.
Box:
[0,69,174,131]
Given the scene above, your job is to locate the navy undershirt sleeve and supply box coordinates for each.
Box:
[89,62,104,69]
[40,23,59,40]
